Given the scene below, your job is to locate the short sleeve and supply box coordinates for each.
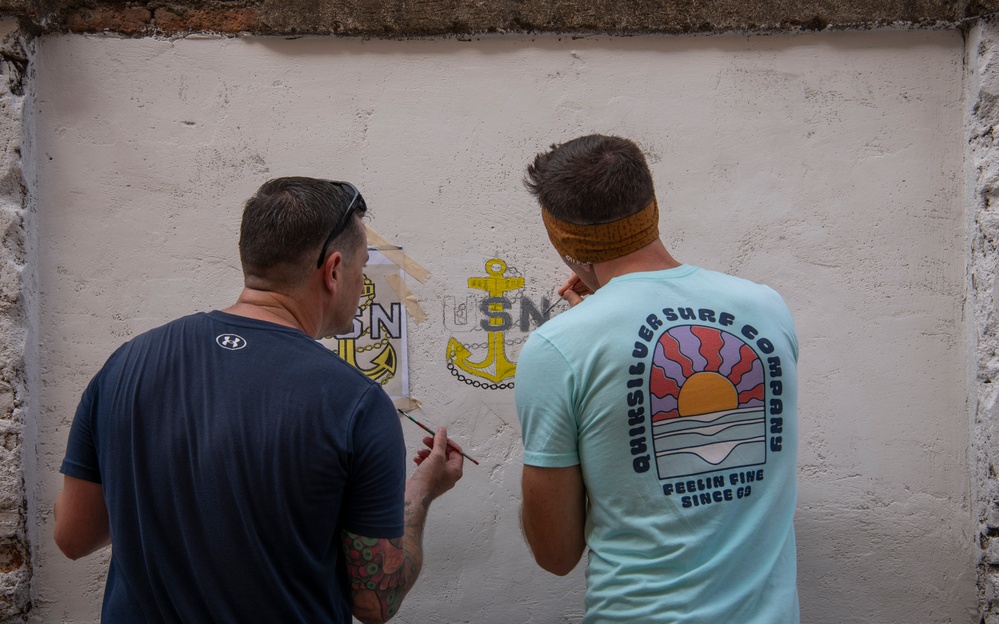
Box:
[515,332,580,468]
[340,385,407,538]
[765,286,799,363]
[60,376,103,483]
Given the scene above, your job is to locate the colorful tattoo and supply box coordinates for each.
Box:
[343,495,433,619]
[342,532,407,620]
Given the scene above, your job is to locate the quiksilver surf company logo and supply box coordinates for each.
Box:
[216,334,247,351]
[627,308,787,509]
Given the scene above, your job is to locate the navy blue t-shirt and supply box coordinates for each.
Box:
[60,311,407,623]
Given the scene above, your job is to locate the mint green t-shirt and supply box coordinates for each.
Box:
[516,265,799,624]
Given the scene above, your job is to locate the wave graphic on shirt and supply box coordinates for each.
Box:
[649,326,766,479]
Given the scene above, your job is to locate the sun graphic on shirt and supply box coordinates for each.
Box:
[649,325,764,421]
[677,372,739,416]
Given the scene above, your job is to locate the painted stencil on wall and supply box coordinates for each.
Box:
[444,258,553,390]
[323,250,409,401]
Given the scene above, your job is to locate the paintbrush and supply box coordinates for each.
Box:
[543,297,564,315]
[397,409,480,465]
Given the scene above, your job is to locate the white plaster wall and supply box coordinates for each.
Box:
[29,31,972,623]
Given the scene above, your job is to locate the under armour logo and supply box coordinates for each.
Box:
[216,334,247,350]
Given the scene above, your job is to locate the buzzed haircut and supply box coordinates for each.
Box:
[239,177,365,284]
[524,134,656,225]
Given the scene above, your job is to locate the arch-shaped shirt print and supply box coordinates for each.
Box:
[648,325,766,480]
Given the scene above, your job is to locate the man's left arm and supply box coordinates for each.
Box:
[341,427,463,624]
[339,495,426,624]
[521,463,586,576]
[54,475,110,560]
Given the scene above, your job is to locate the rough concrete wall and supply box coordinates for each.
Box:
[0,0,996,36]
[968,17,999,624]
[33,0,999,36]
[28,30,973,623]
[0,17,31,623]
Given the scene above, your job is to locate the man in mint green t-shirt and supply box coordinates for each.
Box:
[516,135,799,624]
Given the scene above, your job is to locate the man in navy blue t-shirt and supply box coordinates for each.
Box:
[54,177,464,623]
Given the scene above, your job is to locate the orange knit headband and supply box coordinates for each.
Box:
[541,199,660,265]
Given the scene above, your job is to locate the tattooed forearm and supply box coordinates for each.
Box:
[403,496,432,526]
[400,495,431,589]
[342,532,407,621]
[344,474,452,621]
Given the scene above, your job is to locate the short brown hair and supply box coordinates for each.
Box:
[524,134,656,225]
[239,177,365,285]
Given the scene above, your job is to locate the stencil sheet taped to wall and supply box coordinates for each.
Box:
[320,249,410,401]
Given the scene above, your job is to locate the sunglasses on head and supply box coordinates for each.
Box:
[316,181,367,268]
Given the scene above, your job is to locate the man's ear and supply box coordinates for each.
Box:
[572,262,596,282]
[569,262,602,292]
[322,250,344,292]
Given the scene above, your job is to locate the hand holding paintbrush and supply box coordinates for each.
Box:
[398,409,480,466]
[544,272,594,314]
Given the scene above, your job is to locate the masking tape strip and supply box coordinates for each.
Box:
[393,397,422,412]
[365,226,431,284]
[383,273,428,324]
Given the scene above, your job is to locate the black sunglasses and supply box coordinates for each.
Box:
[316,181,367,268]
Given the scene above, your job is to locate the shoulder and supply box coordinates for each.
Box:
[694,268,791,308]
[694,269,798,352]
[115,312,211,347]
[521,305,592,361]
[97,313,202,362]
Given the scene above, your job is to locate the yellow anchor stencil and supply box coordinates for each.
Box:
[337,275,398,384]
[446,258,524,387]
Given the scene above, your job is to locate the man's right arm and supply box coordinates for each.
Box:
[556,272,594,306]
[342,427,463,624]
[514,329,585,575]
[54,475,110,560]
[521,463,586,575]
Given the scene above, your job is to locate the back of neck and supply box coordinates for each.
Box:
[593,240,681,287]
[224,289,313,335]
